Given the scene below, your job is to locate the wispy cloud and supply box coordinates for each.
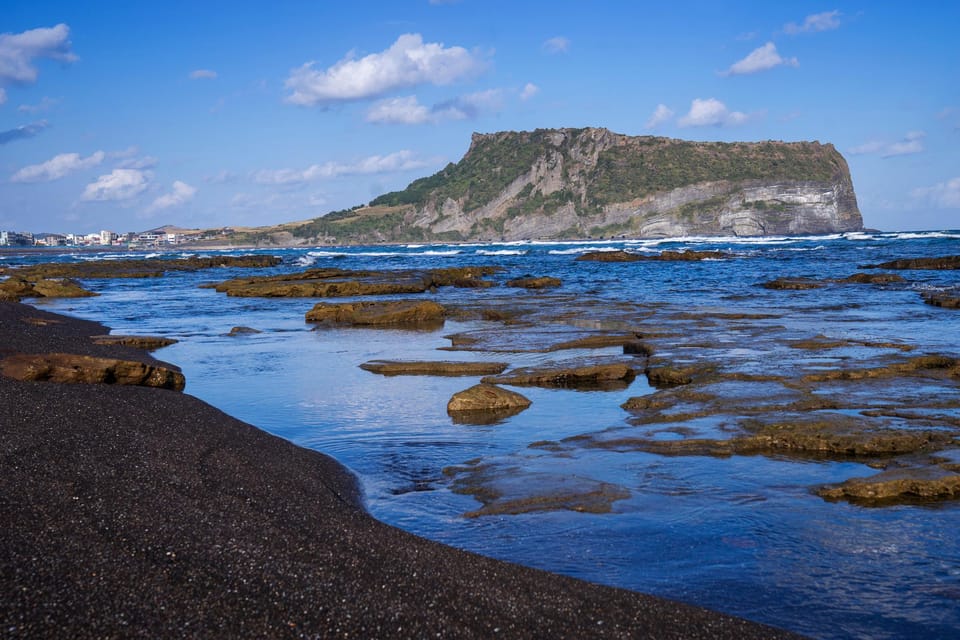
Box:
[0,24,77,86]
[723,42,798,76]
[542,36,570,54]
[645,104,675,129]
[284,33,485,106]
[189,69,217,80]
[849,131,926,158]
[146,181,196,213]
[11,151,105,183]
[784,10,842,35]
[912,177,960,209]
[677,98,751,127]
[254,150,431,186]
[366,89,503,125]
[520,82,539,101]
[0,120,49,145]
[81,169,150,201]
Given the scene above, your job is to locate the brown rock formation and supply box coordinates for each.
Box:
[861,255,960,270]
[0,353,185,391]
[483,361,636,390]
[817,467,960,503]
[305,300,446,327]
[760,278,824,290]
[505,276,562,289]
[575,250,641,262]
[447,383,531,413]
[91,335,178,350]
[0,276,96,301]
[360,360,509,376]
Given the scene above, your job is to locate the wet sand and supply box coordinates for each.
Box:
[0,300,802,638]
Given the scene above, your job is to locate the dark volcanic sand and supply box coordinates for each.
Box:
[0,301,802,638]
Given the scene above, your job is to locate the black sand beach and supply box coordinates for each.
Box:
[1,300,802,638]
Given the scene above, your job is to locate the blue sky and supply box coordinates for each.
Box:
[1,1,957,234]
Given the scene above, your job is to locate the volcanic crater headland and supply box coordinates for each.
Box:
[225,127,862,245]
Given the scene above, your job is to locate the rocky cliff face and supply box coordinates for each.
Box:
[293,128,862,243]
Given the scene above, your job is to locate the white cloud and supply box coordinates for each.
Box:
[81,169,150,201]
[520,82,539,101]
[724,42,798,76]
[11,151,105,183]
[284,33,485,106]
[254,150,430,185]
[366,89,503,125]
[849,131,926,158]
[0,23,77,85]
[645,104,674,129]
[366,96,432,124]
[677,98,750,127]
[784,10,842,35]
[912,177,960,209]
[189,69,217,80]
[542,36,570,54]
[147,180,196,213]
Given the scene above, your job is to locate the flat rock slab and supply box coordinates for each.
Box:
[360,360,509,376]
[0,352,185,391]
[483,361,636,390]
[306,300,446,327]
[91,334,178,350]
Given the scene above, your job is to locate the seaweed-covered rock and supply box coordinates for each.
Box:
[575,250,640,262]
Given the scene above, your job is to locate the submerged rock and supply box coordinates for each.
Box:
[306,300,446,328]
[923,291,960,309]
[443,461,631,517]
[0,352,185,391]
[360,360,509,376]
[760,277,824,290]
[227,326,262,336]
[505,276,562,289]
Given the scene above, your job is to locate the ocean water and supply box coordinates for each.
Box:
[8,231,960,639]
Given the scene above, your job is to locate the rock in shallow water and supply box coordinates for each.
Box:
[360,360,508,376]
[447,383,531,414]
[305,300,446,328]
